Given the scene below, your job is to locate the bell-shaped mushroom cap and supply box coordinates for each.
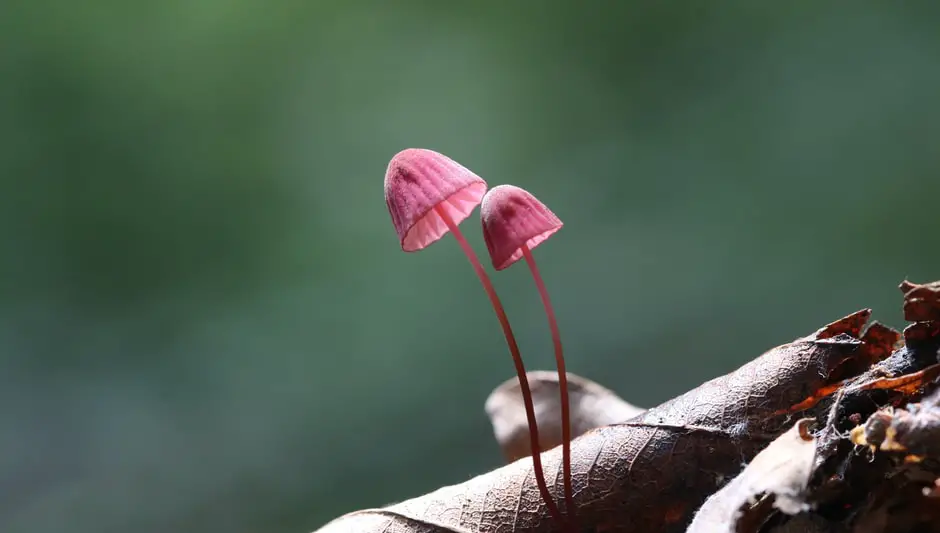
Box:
[481,184,563,270]
[385,148,488,252]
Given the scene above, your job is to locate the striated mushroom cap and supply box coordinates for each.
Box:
[480,184,563,270]
[384,148,487,252]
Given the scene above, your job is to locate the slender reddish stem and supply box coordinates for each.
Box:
[522,243,577,529]
[435,205,567,530]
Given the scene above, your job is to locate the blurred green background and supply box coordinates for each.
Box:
[2,2,939,533]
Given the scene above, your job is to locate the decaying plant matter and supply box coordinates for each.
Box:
[313,280,940,533]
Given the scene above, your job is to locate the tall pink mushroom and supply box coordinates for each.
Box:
[480,184,577,529]
[384,149,567,530]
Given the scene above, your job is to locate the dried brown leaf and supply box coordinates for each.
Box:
[485,371,645,462]
[834,322,901,377]
[314,310,879,533]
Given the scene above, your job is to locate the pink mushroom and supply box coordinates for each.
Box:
[480,184,577,528]
[384,149,567,529]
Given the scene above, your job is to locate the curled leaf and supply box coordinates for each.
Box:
[485,371,644,461]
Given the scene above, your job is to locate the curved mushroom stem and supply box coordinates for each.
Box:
[522,243,577,529]
[434,205,568,530]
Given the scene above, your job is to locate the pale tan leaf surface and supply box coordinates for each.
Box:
[686,419,818,533]
[485,371,645,462]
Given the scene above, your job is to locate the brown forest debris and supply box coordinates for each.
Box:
[312,280,940,533]
[686,419,818,533]
[901,280,940,323]
[316,311,889,532]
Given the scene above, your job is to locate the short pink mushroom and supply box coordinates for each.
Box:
[480,184,577,528]
[384,149,567,529]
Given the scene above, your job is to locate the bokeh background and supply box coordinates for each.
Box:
[2,2,939,533]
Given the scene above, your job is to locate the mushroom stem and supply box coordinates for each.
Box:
[435,204,567,529]
[522,243,577,527]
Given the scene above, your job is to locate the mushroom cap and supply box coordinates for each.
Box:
[384,148,488,252]
[481,184,563,270]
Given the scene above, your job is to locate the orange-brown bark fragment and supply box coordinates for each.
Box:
[847,364,940,396]
[773,382,845,417]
